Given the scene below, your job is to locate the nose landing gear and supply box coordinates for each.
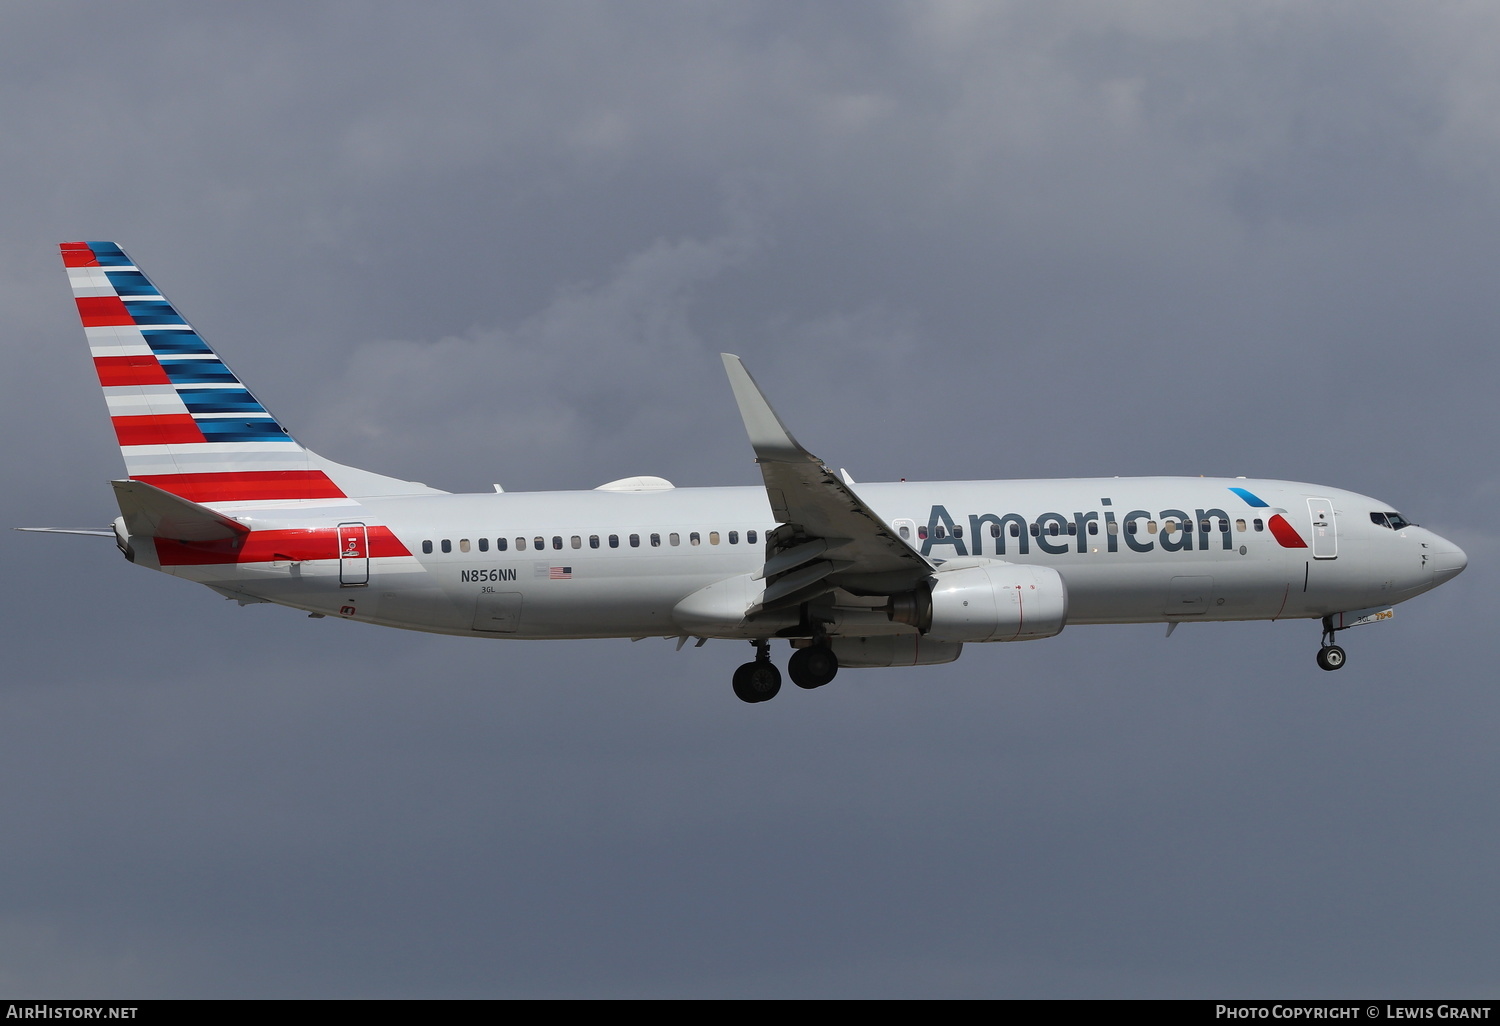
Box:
[1316,616,1347,671]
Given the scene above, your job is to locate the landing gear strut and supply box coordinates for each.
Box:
[732,639,782,703]
[1316,615,1347,671]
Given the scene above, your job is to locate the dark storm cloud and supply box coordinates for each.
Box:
[1,1,1495,997]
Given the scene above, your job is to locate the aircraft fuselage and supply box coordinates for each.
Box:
[134,476,1461,641]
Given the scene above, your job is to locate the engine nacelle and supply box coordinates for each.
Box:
[830,635,963,668]
[888,559,1068,643]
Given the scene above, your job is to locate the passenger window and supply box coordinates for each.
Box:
[1235,519,1246,532]
[497,537,508,551]
[571,536,581,549]
[1147,521,1158,534]
[516,537,527,551]
[989,524,1000,538]
[1029,524,1040,537]
[669,533,680,546]
[953,526,963,538]
[629,534,640,547]
[650,533,661,547]
[690,532,700,546]
[552,536,562,550]
[918,526,929,540]
[709,532,720,545]
[422,540,433,554]
[478,538,488,552]
[1049,523,1060,536]
[729,531,739,544]
[459,538,471,553]
[934,526,945,539]
[534,537,544,550]
[589,535,599,549]
[441,539,452,553]
[1066,523,1077,536]
[899,525,911,539]
[1010,523,1020,537]
[1105,521,1116,535]
[1089,522,1099,535]
[1217,519,1228,532]
[1125,520,1137,535]
[747,530,758,544]
[1253,519,1264,532]
[608,535,619,548]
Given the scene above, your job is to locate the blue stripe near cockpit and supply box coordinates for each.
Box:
[1228,487,1269,507]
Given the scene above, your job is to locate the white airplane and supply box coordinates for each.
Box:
[29,242,1468,702]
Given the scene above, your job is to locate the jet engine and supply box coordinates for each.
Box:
[887,558,1068,643]
[830,635,963,667]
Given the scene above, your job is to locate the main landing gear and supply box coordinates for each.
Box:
[732,640,782,703]
[1316,615,1347,672]
[788,644,839,690]
[732,640,840,702]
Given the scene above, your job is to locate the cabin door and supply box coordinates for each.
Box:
[1307,498,1338,559]
[338,523,370,586]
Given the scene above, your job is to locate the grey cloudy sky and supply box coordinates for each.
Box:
[1,1,1495,997]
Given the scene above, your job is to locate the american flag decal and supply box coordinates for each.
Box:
[549,566,573,580]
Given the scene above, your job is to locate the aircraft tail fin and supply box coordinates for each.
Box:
[61,242,444,504]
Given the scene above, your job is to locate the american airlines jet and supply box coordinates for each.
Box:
[30,242,1468,702]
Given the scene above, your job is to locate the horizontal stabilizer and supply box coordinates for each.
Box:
[13,527,114,537]
[111,479,249,542]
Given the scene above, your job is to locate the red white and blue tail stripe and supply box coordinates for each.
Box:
[62,242,442,506]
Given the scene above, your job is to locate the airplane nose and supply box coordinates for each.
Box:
[1430,538,1468,583]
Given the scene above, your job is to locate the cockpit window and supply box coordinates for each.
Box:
[1370,512,1389,528]
[1372,510,1414,530]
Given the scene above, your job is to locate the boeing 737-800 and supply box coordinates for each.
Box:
[28,242,1468,702]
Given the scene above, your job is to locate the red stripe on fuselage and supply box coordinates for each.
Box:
[111,414,206,446]
[1268,514,1308,548]
[132,471,347,503]
[95,355,171,387]
[61,243,99,267]
[155,525,411,566]
[76,296,134,327]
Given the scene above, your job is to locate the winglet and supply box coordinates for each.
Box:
[720,354,814,464]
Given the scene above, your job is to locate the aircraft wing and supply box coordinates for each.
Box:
[721,354,933,609]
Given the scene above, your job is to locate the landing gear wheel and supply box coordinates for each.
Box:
[788,646,839,689]
[1316,645,1346,671]
[732,660,783,703]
